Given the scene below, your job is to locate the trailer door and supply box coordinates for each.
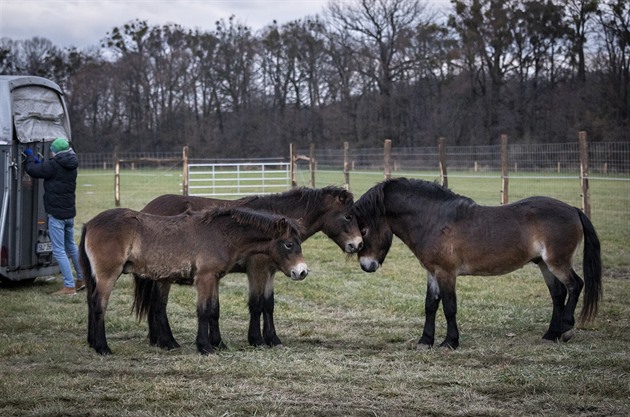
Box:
[1,84,70,280]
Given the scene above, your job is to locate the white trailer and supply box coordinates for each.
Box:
[0,75,72,283]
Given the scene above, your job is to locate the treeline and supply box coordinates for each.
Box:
[1,0,628,156]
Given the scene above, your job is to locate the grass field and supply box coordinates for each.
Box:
[1,168,629,416]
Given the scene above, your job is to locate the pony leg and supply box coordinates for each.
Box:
[555,268,584,342]
[538,262,567,342]
[544,263,585,343]
[246,269,266,347]
[247,256,282,347]
[418,272,441,349]
[437,272,459,349]
[148,282,180,350]
[195,273,225,354]
[261,274,282,347]
[88,272,118,355]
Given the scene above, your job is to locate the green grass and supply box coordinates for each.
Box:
[0,168,629,416]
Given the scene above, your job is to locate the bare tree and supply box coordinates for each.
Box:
[595,0,630,129]
[325,0,433,141]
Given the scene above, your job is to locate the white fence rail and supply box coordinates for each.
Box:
[186,162,290,197]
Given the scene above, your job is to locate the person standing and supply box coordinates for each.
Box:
[24,138,84,295]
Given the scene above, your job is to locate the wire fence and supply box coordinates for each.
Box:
[75,141,628,267]
[303,142,629,174]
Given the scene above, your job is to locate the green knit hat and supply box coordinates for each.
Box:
[51,138,69,153]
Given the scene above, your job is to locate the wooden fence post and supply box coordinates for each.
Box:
[309,143,315,188]
[579,131,591,218]
[343,141,350,190]
[290,143,297,188]
[182,145,189,196]
[114,146,120,207]
[438,137,448,188]
[384,139,392,179]
[500,134,509,205]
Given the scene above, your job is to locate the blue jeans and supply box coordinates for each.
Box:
[48,215,83,288]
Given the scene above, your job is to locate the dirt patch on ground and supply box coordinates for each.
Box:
[605,267,630,280]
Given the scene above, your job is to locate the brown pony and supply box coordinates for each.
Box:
[79,207,307,355]
[352,177,602,349]
[134,186,362,350]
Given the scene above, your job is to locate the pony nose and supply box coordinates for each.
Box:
[291,263,308,280]
[346,239,364,254]
[359,257,379,273]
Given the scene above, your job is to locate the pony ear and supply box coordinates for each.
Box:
[276,217,288,233]
[336,190,349,205]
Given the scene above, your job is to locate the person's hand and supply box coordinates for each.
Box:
[24,148,33,156]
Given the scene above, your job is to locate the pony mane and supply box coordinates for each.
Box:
[298,186,354,212]
[243,186,354,213]
[352,181,387,233]
[200,207,302,237]
[386,177,470,202]
[353,177,474,231]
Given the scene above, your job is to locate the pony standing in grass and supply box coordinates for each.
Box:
[80,207,307,355]
[135,186,362,350]
[352,177,602,349]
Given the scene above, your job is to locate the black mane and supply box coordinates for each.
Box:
[353,178,475,231]
[386,177,471,202]
[243,186,354,214]
[200,207,302,238]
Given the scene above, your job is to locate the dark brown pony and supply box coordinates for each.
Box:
[79,207,307,355]
[352,177,602,349]
[135,186,362,350]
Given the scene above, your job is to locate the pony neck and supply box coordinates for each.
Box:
[249,190,324,239]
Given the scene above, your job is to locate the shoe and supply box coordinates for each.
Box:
[75,280,86,291]
[52,287,77,296]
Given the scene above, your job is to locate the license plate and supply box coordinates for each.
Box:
[36,242,52,254]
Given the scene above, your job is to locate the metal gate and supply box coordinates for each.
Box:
[186,161,290,197]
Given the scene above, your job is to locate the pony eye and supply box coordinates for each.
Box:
[344,215,353,222]
[361,228,368,237]
[283,242,294,250]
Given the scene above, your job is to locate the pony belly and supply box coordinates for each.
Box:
[458,254,532,276]
[131,261,194,281]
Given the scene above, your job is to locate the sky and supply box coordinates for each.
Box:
[0,0,332,49]
[0,0,451,50]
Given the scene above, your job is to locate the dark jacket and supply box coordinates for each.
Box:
[25,150,79,219]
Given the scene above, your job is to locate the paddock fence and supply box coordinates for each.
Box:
[186,161,290,197]
[291,135,629,267]
[76,136,628,265]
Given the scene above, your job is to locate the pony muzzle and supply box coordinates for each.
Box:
[290,262,309,280]
[359,257,380,273]
[345,237,364,254]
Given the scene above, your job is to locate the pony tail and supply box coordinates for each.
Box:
[132,277,156,321]
[78,224,94,297]
[577,209,603,324]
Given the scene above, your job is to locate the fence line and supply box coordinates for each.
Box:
[77,137,627,269]
[186,161,290,197]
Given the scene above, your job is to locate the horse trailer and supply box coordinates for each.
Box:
[0,75,72,283]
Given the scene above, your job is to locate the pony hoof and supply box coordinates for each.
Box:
[416,343,432,351]
[542,332,560,342]
[156,340,180,350]
[561,329,574,343]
